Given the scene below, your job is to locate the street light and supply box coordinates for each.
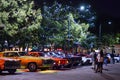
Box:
[98,21,112,48]
[79,5,85,11]
[108,21,112,25]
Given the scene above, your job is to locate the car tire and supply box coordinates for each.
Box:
[52,66,60,70]
[0,70,2,74]
[28,63,37,72]
[79,61,83,66]
[8,69,16,74]
[115,59,119,63]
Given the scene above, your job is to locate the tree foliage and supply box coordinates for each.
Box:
[0,0,97,50]
[0,0,42,46]
[40,2,91,49]
[115,33,120,44]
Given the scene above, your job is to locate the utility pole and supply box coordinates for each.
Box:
[99,24,101,42]
[67,13,71,52]
[0,24,5,51]
[98,24,102,48]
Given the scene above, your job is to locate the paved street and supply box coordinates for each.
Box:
[0,63,120,80]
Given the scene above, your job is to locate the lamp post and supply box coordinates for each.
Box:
[67,5,86,52]
[0,24,5,51]
[98,23,102,48]
[67,13,71,52]
[99,24,102,43]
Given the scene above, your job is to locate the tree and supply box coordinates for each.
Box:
[0,0,42,47]
[40,2,91,50]
[101,34,115,46]
[115,33,120,44]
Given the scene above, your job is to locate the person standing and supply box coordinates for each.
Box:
[104,53,108,66]
[96,49,104,73]
[111,52,115,64]
[90,49,97,70]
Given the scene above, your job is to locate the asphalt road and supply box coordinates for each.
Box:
[0,63,120,80]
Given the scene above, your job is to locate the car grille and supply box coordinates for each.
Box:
[60,60,68,64]
[65,57,81,63]
[43,59,54,65]
[4,61,21,69]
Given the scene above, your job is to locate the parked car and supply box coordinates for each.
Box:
[54,51,82,67]
[0,57,21,74]
[0,51,54,72]
[28,51,69,69]
[77,53,92,65]
[114,55,120,63]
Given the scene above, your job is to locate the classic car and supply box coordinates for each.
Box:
[28,51,69,69]
[0,57,21,74]
[49,51,82,67]
[0,51,54,72]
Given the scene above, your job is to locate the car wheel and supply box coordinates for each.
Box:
[8,69,16,74]
[0,70,2,74]
[52,66,60,70]
[28,63,37,72]
[52,66,57,70]
[79,61,83,66]
[115,59,119,63]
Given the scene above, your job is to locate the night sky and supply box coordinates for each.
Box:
[91,0,120,34]
[92,0,120,18]
[71,0,120,34]
[35,0,120,34]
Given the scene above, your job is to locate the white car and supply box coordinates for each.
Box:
[114,56,120,63]
[82,56,92,65]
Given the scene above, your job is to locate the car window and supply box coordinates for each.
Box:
[39,52,44,57]
[19,52,26,56]
[3,53,8,57]
[3,52,19,57]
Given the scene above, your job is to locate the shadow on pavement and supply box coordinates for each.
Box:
[0,73,22,76]
[100,73,115,80]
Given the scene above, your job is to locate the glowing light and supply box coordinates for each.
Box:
[80,5,85,11]
[108,21,112,25]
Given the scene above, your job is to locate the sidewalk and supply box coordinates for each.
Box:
[102,63,120,80]
[58,63,120,80]
[89,63,120,80]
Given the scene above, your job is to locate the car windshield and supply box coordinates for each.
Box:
[18,52,26,56]
[4,52,19,57]
[46,52,64,58]
[3,51,26,57]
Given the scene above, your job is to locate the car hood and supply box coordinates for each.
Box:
[0,57,20,61]
[20,56,40,59]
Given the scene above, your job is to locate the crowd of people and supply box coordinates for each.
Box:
[90,49,119,73]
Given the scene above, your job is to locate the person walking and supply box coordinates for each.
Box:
[111,52,115,64]
[96,49,104,73]
[104,53,108,66]
[90,49,97,70]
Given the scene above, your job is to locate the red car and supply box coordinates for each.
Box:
[28,51,69,69]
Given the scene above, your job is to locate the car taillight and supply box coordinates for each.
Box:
[58,61,61,64]
[66,60,69,64]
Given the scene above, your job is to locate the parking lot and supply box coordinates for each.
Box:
[0,63,120,80]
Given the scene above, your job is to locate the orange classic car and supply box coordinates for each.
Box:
[0,57,21,74]
[0,51,54,72]
[28,51,69,69]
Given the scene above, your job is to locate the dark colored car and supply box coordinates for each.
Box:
[47,51,82,67]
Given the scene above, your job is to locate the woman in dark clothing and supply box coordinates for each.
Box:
[96,50,104,73]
